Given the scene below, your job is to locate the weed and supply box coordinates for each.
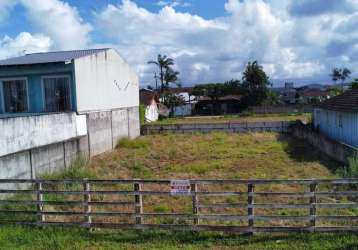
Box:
[41,156,94,180]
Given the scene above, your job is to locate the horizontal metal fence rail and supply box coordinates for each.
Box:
[0,179,358,233]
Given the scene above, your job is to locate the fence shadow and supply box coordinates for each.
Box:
[84,229,357,248]
[277,133,341,173]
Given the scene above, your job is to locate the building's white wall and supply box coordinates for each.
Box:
[74,49,139,113]
[0,113,87,157]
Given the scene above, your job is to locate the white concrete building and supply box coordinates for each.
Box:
[0,48,140,180]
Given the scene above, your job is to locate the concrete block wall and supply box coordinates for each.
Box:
[31,143,68,178]
[111,109,129,147]
[128,107,141,139]
[290,121,355,164]
[87,111,113,156]
[86,106,140,156]
[0,106,140,180]
[142,121,291,135]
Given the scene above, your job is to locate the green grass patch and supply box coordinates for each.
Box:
[116,137,149,149]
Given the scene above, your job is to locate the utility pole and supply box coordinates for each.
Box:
[154,72,158,91]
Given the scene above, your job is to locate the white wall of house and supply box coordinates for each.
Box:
[0,113,87,157]
[74,49,139,113]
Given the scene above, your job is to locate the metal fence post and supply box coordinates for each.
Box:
[248,183,255,233]
[309,182,317,230]
[83,179,92,227]
[191,183,199,225]
[36,181,45,226]
[134,182,143,224]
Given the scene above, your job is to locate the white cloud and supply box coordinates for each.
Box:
[156,1,192,8]
[0,32,52,59]
[95,0,227,84]
[20,0,92,50]
[1,0,357,86]
[95,0,337,85]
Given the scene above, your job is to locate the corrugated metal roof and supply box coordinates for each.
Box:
[0,48,110,66]
[318,88,358,112]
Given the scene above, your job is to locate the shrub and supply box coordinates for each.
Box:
[337,152,358,178]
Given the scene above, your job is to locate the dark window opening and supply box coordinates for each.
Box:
[43,77,71,112]
[2,79,28,113]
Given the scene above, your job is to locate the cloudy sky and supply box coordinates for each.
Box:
[0,0,357,87]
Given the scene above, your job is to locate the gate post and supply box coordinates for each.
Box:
[134,182,143,225]
[248,183,255,234]
[191,183,199,225]
[36,181,45,226]
[83,179,92,228]
[309,181,317,231]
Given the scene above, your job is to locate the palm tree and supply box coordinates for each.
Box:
[148,54,174,92]
[330,68,341,86]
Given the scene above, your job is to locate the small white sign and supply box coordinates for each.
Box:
[170,180,191,196]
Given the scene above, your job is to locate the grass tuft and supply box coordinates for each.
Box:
[116,137,149,149]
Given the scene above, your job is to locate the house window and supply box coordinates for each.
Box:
[43,76,71,112]
[2,79,28,113]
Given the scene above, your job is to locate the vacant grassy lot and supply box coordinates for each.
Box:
[88,132,337,180]
[1,132,354,250]
[152,113,311,125]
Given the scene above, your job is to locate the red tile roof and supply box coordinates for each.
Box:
[318,88,358,112]
[301,89,329,97]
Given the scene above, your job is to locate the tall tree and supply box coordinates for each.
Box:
[164,68,180,88]
[330,67,352,91]
[340,68,352,90]
[241,61,270,106]
[148,54,174,91]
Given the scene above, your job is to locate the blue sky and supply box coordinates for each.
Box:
[0,0,357,87]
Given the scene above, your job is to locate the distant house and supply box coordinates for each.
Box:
[314,89,358,147]
[299,89,330,104]
[0,48,140,180]
[194,95,243,115]
[139,88,159,122]
[166,87,196,116]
